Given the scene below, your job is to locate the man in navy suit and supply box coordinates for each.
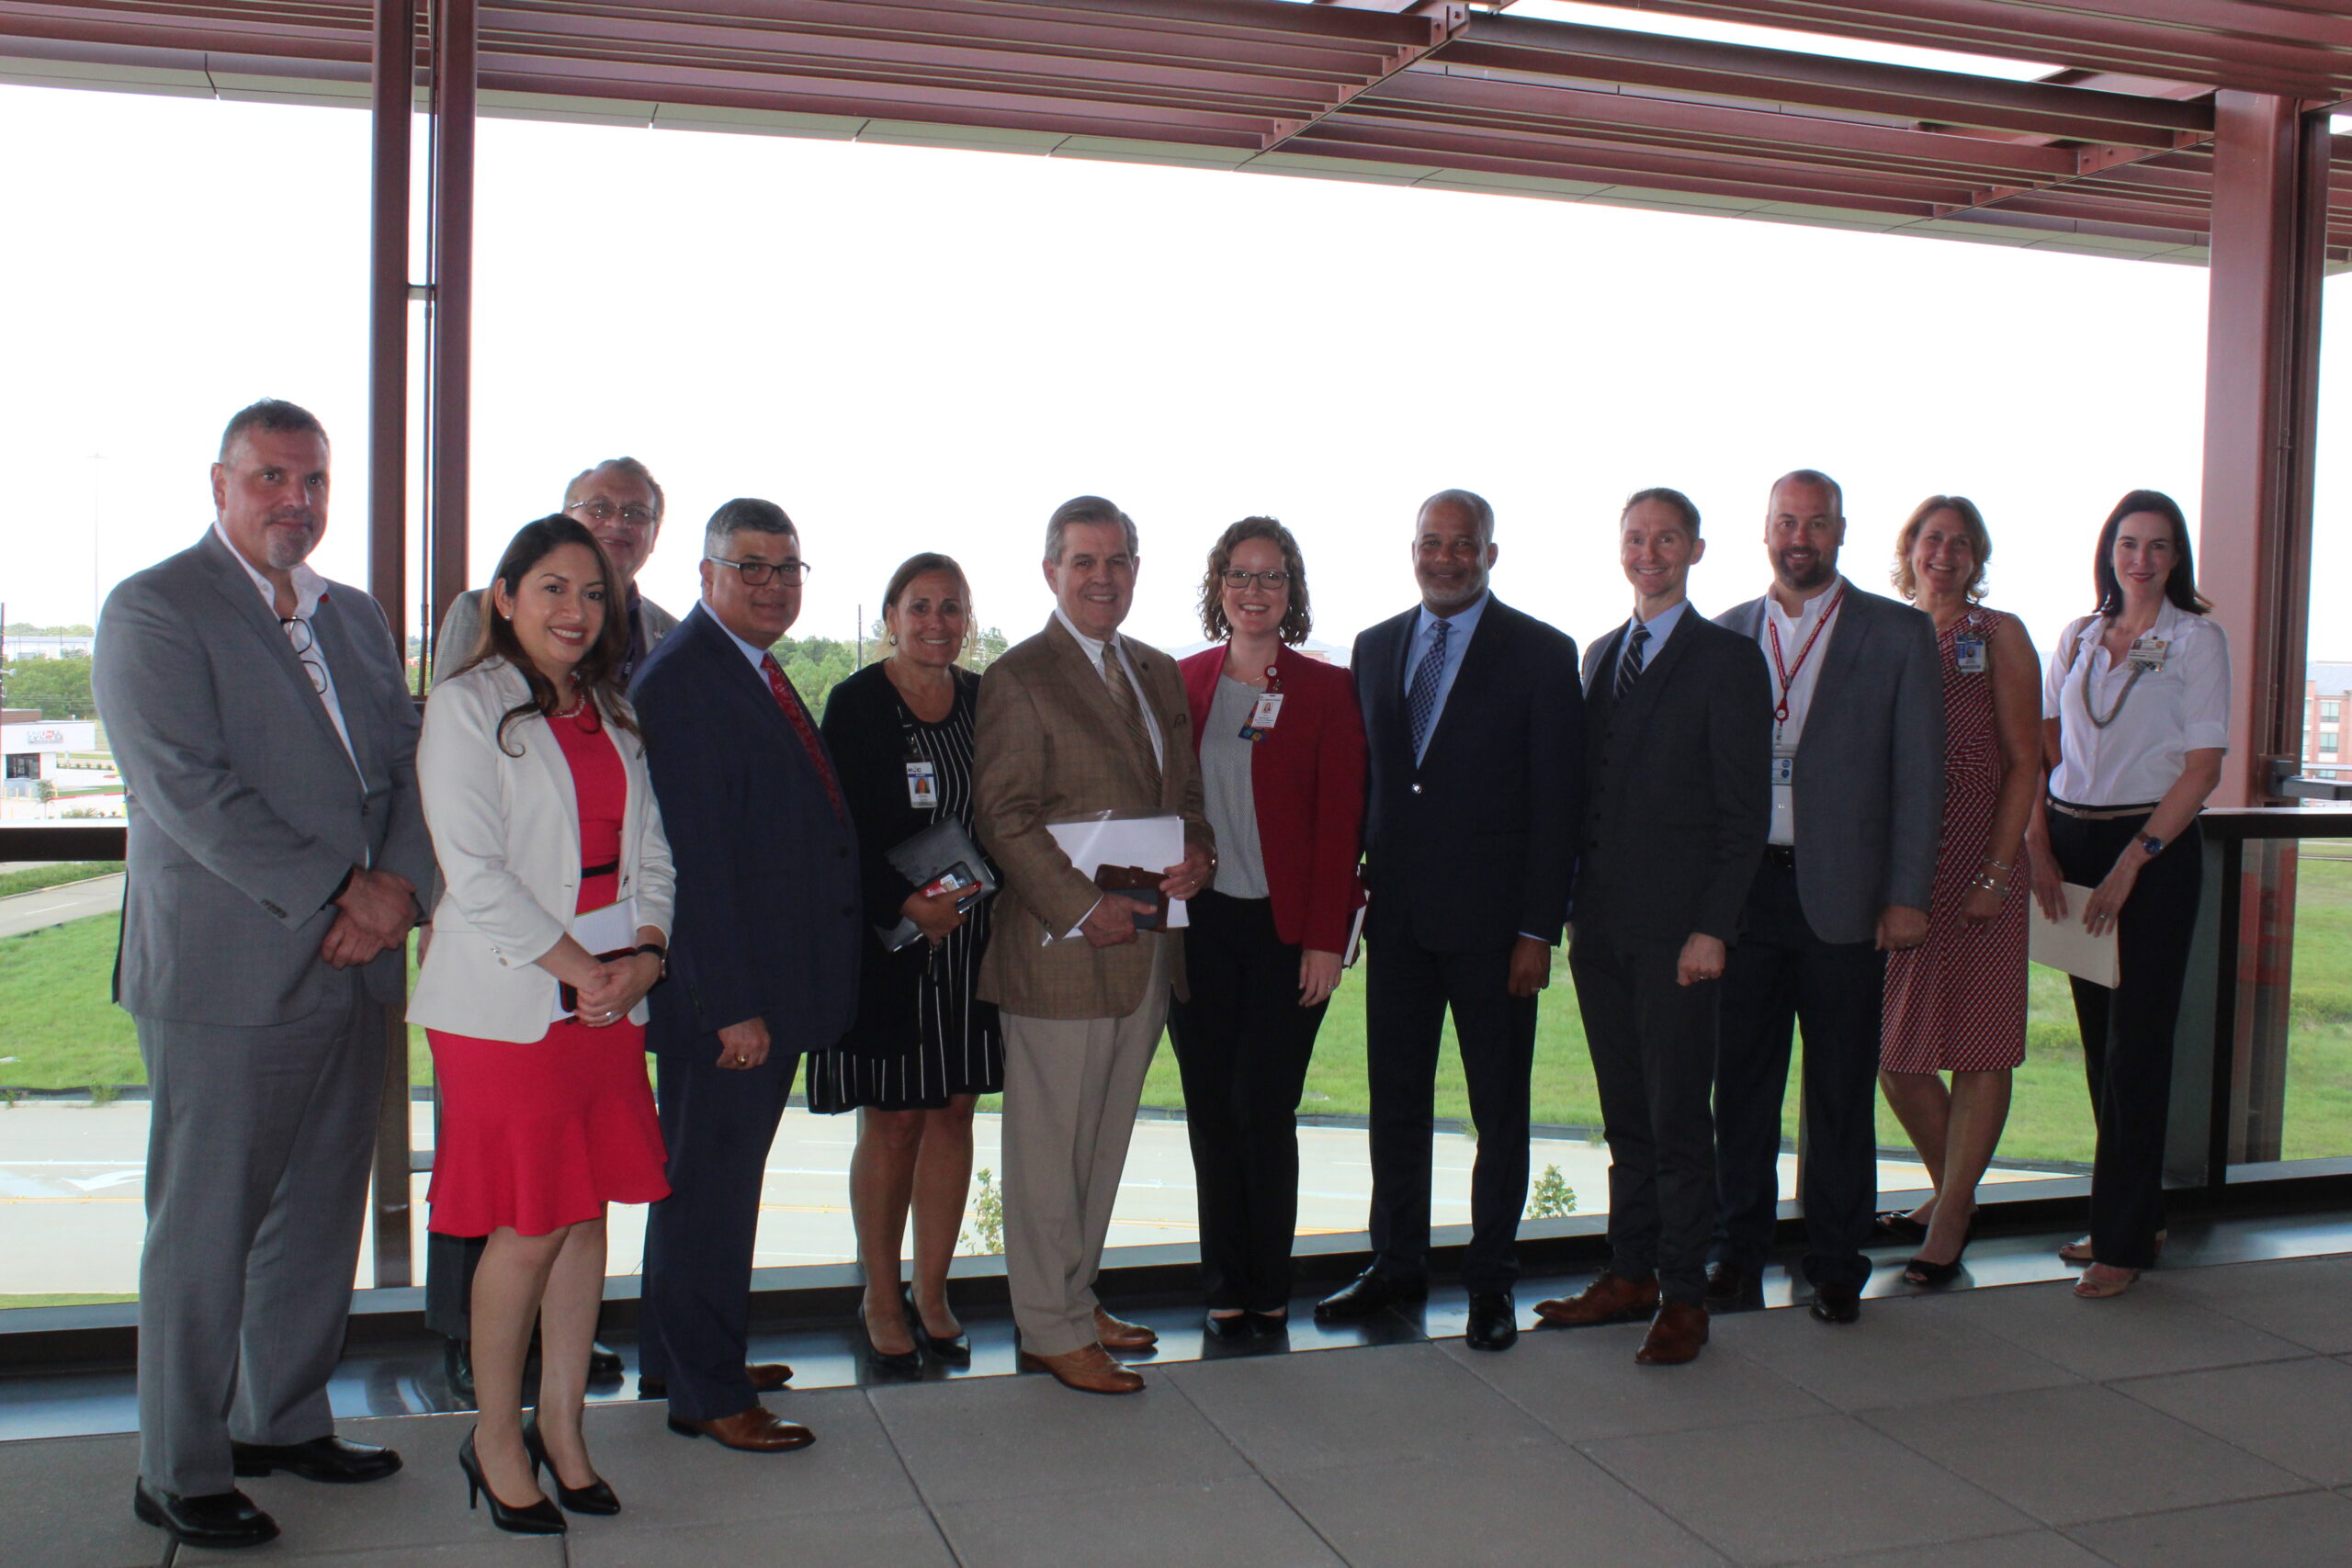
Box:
[634,498,859,1451]
[1314,489,1582,1352]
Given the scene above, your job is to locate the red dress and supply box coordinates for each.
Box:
[1881,606,2029,1073]
[426,705,670,1236]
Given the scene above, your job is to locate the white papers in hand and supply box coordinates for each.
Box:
[2029,883,2119,988]
[1045,814,1188,940]
[553,897,639,1021]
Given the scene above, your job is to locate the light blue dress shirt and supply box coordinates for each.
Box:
[714,610,775,674]
[1619,597,1690,685]
[1408,590,1490,765]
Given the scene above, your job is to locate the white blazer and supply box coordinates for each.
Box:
[409,659,675,1043]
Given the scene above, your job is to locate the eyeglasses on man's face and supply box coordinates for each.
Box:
[1221,569,1292,591]
[569,499,658,531]
[707,556,811,587]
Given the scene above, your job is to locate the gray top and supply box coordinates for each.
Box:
[1200,675,1271,900]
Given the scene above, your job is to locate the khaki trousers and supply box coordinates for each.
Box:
[1001,934,1172,1356]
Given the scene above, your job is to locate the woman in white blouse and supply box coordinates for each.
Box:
[2026,490,2229,1300]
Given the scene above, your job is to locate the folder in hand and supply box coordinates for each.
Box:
[2029,882,2120,988]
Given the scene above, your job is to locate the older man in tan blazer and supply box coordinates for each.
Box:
[974,494,1215,1395]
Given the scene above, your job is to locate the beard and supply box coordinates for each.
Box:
[1772,547,1832,592]
[262,515,319,570]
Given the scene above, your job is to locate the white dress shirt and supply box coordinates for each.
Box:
[1757,576,1849,846]
[1053,606,1164,770]
[2044,601,2231,807]
[212,520,361,784]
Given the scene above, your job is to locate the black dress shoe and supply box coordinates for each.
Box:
[905,1284,972,1364]
[523,1417,621,1515]
[587,1340,625,1382]
[1204,1312,1253,1341]
[1703,1263,1755,1307]
[1244,1310,1291,1338]
[1464,1291,1519,1352]
[444,1335,477,1404]
[861,1306,923,1374]
[1313,1271,1427,1323]
[232,1434,403,1483]
[1809,1280,1861,1325]
[458,1427,565,1535]
[132,1481,279,1550]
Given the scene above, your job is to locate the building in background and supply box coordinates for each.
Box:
[2,710,99,798]
[2301,662,2351,780]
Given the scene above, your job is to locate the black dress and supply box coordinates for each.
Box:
[805,661,1004,1112]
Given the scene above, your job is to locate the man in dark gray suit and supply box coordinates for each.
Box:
[1707,469,1943,1326]
[1538,489,1770,1365]
[94,400,435,1551]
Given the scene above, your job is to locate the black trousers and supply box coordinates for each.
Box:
[1166,891,1331,1312]
[1363,926,1538,1293]
[2047,811,2202,1270]
[423,1230,480,1340]
[1570,927,1721,1305]
[1713,859,1886,1290]
[639,1046,798,1423]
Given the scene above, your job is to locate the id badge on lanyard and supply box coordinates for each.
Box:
[1239,667,1283,741]
[1954,636,1987,674]
[906,758,938,809]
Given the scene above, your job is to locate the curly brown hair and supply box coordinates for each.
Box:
[1197,516,1312,645]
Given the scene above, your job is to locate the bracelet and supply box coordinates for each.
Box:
[1971,873,2006,893]
[1981,855,2014,873]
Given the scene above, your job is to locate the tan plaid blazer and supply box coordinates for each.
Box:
[973,615,1212,1021]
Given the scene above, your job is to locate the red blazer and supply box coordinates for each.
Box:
[1179,643,1367,954]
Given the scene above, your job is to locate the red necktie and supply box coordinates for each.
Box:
[761,653,846,823]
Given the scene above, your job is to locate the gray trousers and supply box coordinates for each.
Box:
[1001,936,1170,1357]
[135,978,384,1495]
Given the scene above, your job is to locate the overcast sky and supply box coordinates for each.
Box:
[3,30,2345,668]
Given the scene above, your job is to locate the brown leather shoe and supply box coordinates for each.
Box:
[1020,1344,1146,1395]
[664,1407,816,1452]
[1092,1307,1159,1349]
[1534,1270,1661,1327]
[1635,1301,1709,1365]
[638,1363,793,1399]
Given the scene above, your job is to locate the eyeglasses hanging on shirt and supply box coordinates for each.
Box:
[278,614,329,695]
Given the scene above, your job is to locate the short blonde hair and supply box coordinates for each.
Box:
[1892,495,1991,603]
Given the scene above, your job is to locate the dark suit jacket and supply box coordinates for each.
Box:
[632,603,860,1056]
[1573,609,1772,948]
[1352,593,1583,953]
[1715,585,1946,945]
[1178,644,1366,954]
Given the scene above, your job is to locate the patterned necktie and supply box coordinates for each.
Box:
[1615,622,1651,702]
[760,653,846,823]
[1101,641,1161,790]
[1406,616,1452,758]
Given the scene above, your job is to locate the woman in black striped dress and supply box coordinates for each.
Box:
[808,554,1002,1370]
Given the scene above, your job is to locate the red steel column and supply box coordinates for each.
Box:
[2198,90,2327,808]
[426,0,476,656]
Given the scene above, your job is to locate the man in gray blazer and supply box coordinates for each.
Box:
[1707,469,1944,1326]
[423,455,678,1400]
[94,400,435,1551]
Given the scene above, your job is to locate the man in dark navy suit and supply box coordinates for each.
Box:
[634,498,859,1452]
[1315,489,1582,1352]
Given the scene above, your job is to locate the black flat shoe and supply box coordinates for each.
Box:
[1313,1271,1427,1323]
[1245,1310,1291,1338]
[523,1417,621,1515]
[904,1284,971,1364]
[458,1427,566,1535]
[131,1481,279,1550]
[861,1306,923,1374]
[1204,1312,1253,1341]
[587,1340,625,1383]
[232,1433,402,1483]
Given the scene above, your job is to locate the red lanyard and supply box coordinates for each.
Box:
[1766,586,1846,726]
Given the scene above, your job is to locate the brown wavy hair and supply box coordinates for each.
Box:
[454,514,641,754]
[1197,516,1312,645]
[1891,494,1992,604]
[882,551,976,661]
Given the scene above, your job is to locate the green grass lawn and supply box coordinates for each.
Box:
[0,861,120,899]
[6,850,2350,1171]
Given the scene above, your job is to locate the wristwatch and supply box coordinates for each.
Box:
[633,942,669,978]
[2138,834,2165,858]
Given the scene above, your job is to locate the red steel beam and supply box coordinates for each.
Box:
[2199,91,2330,807]
[427,0,472,653]
[368,0,410,663]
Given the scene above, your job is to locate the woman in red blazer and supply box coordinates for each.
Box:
[1170,517,1367,1338]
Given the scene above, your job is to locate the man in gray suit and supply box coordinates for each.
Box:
[1707,469,1943,1326]
[423,455,678,1400]
[95,399,435,1550]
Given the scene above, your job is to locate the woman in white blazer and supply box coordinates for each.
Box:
[412,516,673,1535]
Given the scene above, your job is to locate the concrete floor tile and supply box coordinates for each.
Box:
[1437,1319,1834,1441]
[260,1543,563,1567]
[568,1506,956,1568]
[1865,1383,2304,1527]
[2064,1489,2352,1568]
[1922,1278,2310,1382]
[1580,1412,2029,1565]
[938,1474,1344,1568]
[2112,1356,2352,1486]
[1702,1295,2081,1413]
[233,1413,515,1554]
[561,1388,920,1529]
[1272,1440,1727,1568]
[0,1430,159,1568]
[2157,1254,2352,1354]
[1798,1531,2109,1567]
[866,1364,1249,1507]
[1162,1341,1555,1478]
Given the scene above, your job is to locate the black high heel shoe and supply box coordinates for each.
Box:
[904,1284,970,1364]
[1903,1213,1978,1288]
[522,1417,620,1516]
[458,1428,565,1535]
[862,1304,923,1374]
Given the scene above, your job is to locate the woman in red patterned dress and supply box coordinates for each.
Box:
[412,517,673,1532]
[1876,497,2043,1285]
